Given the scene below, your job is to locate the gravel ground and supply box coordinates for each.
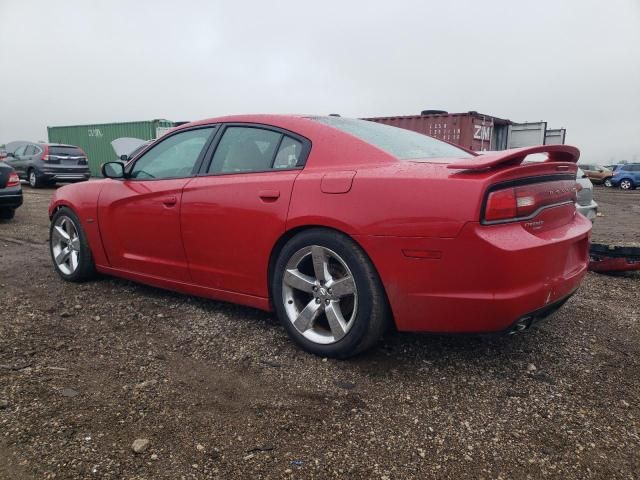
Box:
[591,186,640,245]
[0,187,639,479]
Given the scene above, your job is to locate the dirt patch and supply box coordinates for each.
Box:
[0,187,639,479]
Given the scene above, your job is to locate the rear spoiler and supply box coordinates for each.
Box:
[447,145,580,171]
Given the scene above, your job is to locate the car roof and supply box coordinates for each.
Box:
[180,114,311,131]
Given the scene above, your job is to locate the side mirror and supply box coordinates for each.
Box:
[102,161,126,179]
[120,154,129,162]
[6,152,14,158]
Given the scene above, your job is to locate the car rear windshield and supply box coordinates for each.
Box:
[49,146,85,157]
[311,116,473,161]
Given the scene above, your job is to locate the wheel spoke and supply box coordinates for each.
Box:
[311,246,331,283]
[293,299,322,333]
[55,247,71,265]
[284,269,316,293]
[325,302,348,341]
[53,225,70,242]
[329,275,355,298]
[70,251,79,270]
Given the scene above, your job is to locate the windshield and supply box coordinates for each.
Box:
[311,116,472,162]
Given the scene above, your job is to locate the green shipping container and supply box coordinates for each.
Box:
[47,119,175,176]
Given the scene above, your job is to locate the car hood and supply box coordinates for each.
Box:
[111,137,147,158]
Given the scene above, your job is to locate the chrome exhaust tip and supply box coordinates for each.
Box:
[509,317,532,335]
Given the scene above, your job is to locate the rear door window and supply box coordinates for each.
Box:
[209,127,283,174]
[273,137,303,169]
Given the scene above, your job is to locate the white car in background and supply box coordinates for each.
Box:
[575,168,598,222]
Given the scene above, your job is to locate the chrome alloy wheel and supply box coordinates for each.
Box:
[51,216,81,275]
[282,245,357,344]
[620,179,632,190]
[29,171,37,188]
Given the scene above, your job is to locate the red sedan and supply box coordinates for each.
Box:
[48,115,591,357]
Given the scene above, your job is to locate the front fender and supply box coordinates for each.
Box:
[48,181,110,267]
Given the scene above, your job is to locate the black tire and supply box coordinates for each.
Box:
[603,177,612,188]
[619,178,634,191]
[49,206,96,282]
[271,228,390,358]
[0,208,15,220]
[28,168,43,188]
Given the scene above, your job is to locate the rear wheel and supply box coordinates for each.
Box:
[271,229,390,358]
[49,207,96,282]
[28,169,43,188]
[603,177,612,188]
[620,179,634,190]
[0,208,15,220]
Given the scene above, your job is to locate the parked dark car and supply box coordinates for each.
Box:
[0,162,23,220]
[610,163,640,190]
[5,143,91,188]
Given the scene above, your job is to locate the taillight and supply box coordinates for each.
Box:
[7,172,20,187]
[483,179,578,223]
[484,189,517,222]
[41,145,50,162]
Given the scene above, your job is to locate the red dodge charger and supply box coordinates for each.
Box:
[48,115,591,357]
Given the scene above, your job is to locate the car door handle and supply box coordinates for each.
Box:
[258,190,280,201]
[162,195,177,207]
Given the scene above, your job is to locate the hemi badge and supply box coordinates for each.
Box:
[402,249,442,260]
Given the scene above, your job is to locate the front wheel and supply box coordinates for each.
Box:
[49,207,96,282]
[271,229,390,358]
[603,178,612,188]
[620,179,634,190]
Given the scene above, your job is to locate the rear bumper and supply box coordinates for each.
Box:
[38,168,91,183]
[356,210,591,333]
[0,190,23,209]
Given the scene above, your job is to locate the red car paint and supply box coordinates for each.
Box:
[49,115,591,333]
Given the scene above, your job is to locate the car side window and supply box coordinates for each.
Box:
[25,145,35,155]
[273,136,303,169]
[14,146,26,157]
[130,128,214,180]
[209,127,283,174]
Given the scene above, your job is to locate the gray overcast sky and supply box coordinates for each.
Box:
[1,0,639,163]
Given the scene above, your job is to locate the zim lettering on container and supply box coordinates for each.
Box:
[473,124,492,141]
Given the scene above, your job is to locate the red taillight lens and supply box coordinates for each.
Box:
[484,180,578,223]
[41,145,49,162]
[485,188,517,222]
[7,172,20,187]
